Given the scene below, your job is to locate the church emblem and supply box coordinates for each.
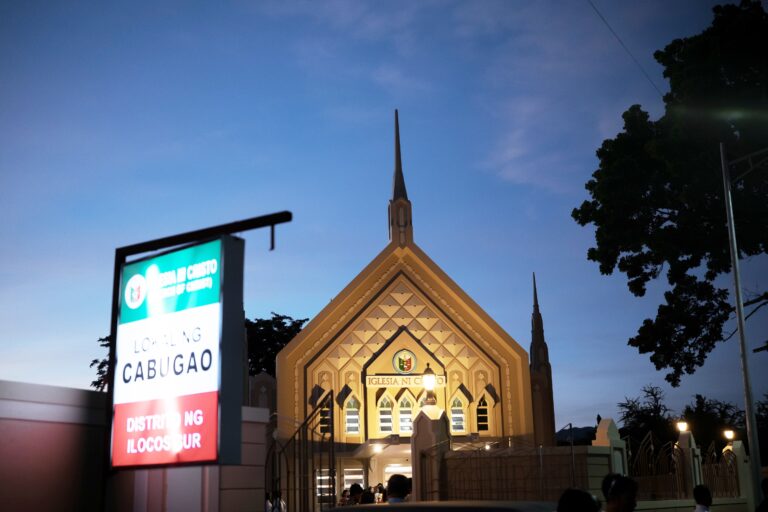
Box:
[393,349,416,374]
[124,273,147,310]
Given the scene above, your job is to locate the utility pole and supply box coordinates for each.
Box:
[719,143,768,508]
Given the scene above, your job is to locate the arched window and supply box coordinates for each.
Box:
[399,396,413,433]
[345,396,360,434]
[477,396,489,431]
[450,397,465,433]
[379,396,393,433]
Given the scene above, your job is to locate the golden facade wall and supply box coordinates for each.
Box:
[276,244,534,444]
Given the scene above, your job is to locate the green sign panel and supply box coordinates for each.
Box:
[119,240,222,325]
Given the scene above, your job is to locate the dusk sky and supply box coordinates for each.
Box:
[2,0,766,429]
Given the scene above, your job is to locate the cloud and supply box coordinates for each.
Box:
[466,2,666,194]
[479,96,584,193]
[371,63,431,94]
[451,0,522,38]
[259,0,427,53]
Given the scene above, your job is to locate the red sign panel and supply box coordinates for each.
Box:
[112,391,218,467]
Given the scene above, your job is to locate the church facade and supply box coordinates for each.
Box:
[276,112,555,488]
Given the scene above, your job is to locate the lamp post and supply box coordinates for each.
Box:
[719,142,768,507]
[559,422,576,486]
[422,363,437,406]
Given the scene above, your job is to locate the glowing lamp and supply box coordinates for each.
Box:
[422,363,437,406]
[724,429,735,441]
[676,421,688,432]
[423,363,436,391]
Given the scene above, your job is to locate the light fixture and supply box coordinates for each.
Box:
[724,429,735,441]
[423,363,436,391]
[676,421,688,432]
[423,363,437,405]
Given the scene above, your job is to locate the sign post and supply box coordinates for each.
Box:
[111,236,244,467]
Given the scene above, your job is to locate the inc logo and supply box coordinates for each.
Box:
[124,273,147,310]
[393,349,416,374]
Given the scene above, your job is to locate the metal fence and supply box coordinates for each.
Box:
[629,432,688,500]
[701,443,740,498]
[423,440,586,502]
[266,392,336,512]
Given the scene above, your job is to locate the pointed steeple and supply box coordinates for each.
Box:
[529,272,555,446]
[388,109,413,246]
[530,272,548,371]
[393,110,408,200]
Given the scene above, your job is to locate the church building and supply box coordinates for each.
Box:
[276,111,555,489]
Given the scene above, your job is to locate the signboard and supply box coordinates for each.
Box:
[365,375,446,388]
[111,237,243,467]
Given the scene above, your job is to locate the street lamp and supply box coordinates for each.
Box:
[719,142,767,506]
[559,422,576,487]
[422,363,436,406]
[676,420,689,433]
[723,429,735,441]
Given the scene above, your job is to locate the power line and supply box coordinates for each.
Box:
[586,0,666,98]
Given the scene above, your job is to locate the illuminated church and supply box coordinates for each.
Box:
[276,111,555,487]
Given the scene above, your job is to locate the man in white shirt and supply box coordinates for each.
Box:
[693,485,712,512]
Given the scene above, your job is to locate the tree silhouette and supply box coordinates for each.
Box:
[89,335,112,391]
[682,394,744,451]
[572,1,768,385]
[245,312,307,377]
[618,385,676,447]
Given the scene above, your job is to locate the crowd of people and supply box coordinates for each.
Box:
[337,474,411,506]
[556,475,768,512]
[266,473,768,511]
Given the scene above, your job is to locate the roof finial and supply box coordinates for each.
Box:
[533,272,539,309]
[393,109,408,200]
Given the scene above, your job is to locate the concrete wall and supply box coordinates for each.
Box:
[0,380,271,512]
[219,407,270,512]
[0,379,109,512]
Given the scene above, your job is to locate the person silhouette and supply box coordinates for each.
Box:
[348,483,363,505]
[386,474,410,503]
[756,478,768,512]
[557,488,601,512]
[693,484,712,512]
[602,474,638,512]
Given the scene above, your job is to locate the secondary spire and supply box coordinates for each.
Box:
[530,272,547,370]
[529,272,555,446]
[388,109,413,246]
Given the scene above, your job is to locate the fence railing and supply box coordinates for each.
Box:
[443,446,587,502]
[701,443,740,498]
[266,392,336,512]
[416,419,745,506]
[418,437,587,502]
[629,431,688,500]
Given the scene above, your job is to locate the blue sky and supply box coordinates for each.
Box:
[1,0,766,429]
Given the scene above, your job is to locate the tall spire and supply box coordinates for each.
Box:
[388,109,413,245]
[393,109,408,200]
[530,272,547,371]
[529,272,555,446]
